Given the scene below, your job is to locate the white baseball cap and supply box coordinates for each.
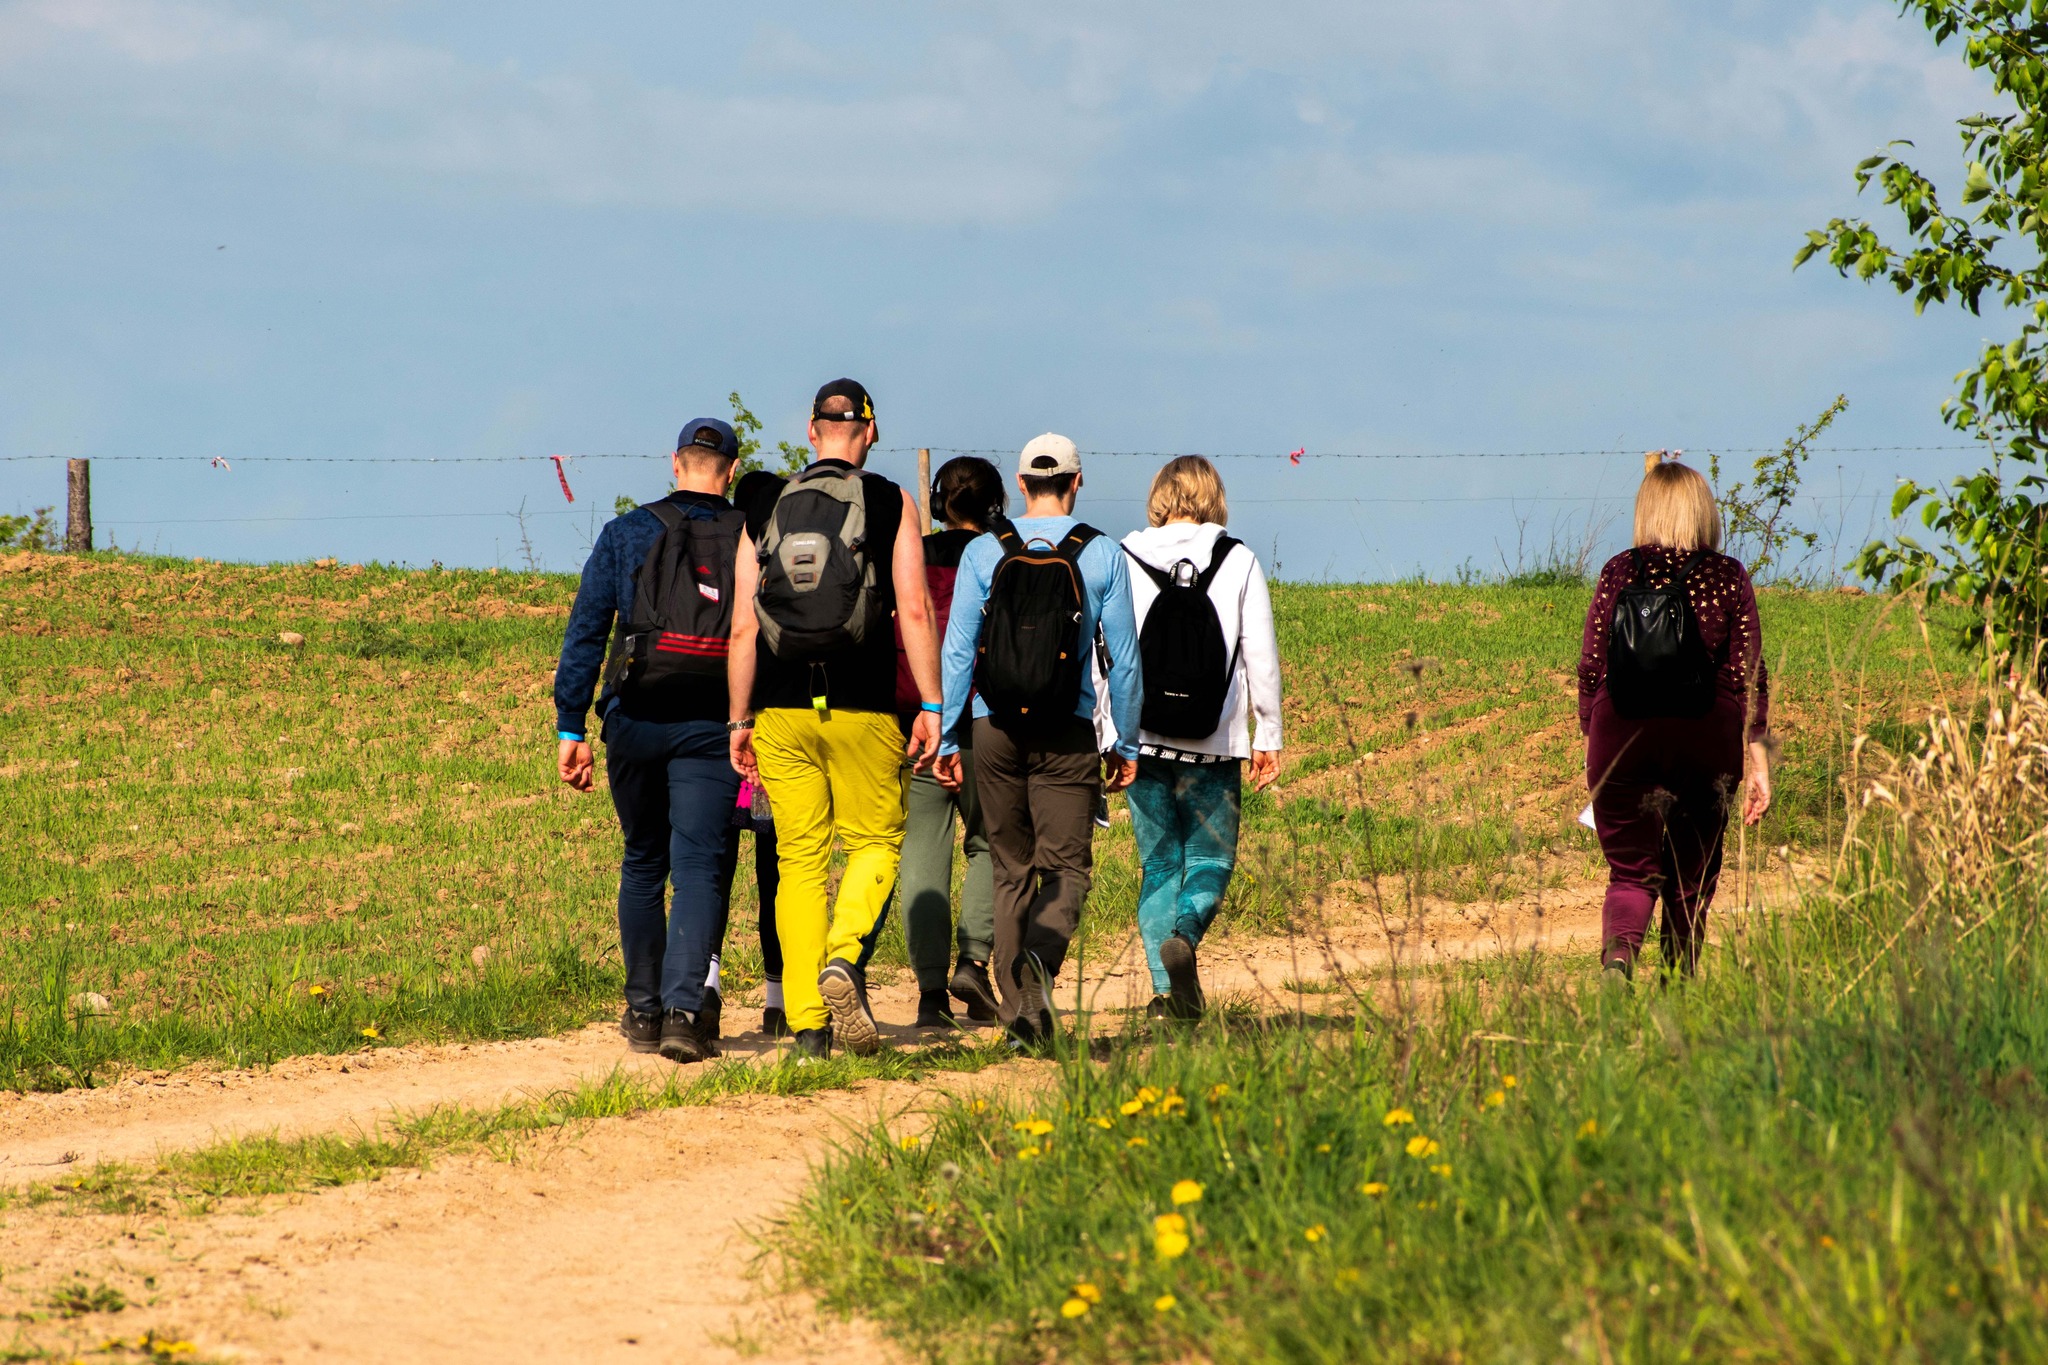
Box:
[1018,432,1082,478]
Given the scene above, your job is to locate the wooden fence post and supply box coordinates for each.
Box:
[66,459,91,553]
[916,447,932,530]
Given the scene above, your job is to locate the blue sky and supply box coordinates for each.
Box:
[0,0,2009,578]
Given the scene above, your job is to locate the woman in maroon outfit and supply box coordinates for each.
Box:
[1578,454,1774,980]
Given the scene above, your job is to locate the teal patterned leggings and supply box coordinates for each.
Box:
[1126,756,1242,994]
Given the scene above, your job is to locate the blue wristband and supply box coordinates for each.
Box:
[558,730,585,743]
[919,702,943,714]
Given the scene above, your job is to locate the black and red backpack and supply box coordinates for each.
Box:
[600,499,746,712]
[973,520,1102,736]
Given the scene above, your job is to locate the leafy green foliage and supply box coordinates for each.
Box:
[1710,395,1846,582]
[0,506,59,552]
[726,389,811,477]
[1799,2,2048,666]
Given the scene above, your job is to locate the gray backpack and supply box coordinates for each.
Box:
[754,463,883,659]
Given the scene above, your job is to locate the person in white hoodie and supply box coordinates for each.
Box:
[1120,456,1282,1019]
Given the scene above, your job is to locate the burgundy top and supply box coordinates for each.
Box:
[1577,546,1769,744]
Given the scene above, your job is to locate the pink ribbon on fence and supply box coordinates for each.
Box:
[1288,447,1304,466]
[549,454,575,502]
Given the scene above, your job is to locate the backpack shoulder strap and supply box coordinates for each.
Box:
[1194,535,1242,592]
[1120,542,1175,590]
[644,500,689,532]
[1672,548,1709,587]
[1061,523,1102,553]
[1626,547,1645,584]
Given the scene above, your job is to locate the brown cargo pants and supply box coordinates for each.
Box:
[970,715,1102,1025]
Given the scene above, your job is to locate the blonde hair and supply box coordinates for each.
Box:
[1146,455,1229,527]
[1633,451,1721,552]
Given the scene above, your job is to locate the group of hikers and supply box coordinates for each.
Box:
[555,379,1283,1061]
[553,378,1774,1063]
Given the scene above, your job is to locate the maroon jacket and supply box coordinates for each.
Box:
[1577,546,1770,744]
[895,528,979,717]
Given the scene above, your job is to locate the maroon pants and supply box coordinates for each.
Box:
[1585,691,1742,974]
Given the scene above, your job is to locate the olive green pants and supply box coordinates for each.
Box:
[899,749,996,992]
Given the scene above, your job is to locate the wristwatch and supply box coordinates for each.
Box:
[726,719,755,733]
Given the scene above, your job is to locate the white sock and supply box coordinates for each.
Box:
[765,978,784,1010]
[704,957,721,994]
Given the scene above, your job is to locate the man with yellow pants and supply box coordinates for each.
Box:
[727,379,943,1058]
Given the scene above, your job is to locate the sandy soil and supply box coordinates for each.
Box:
[1,870,1826,1363]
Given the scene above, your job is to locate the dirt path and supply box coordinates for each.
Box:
[5,872,1813,1363]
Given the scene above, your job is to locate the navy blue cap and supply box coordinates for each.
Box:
[676,417,739,460]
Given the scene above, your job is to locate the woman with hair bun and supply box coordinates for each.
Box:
[1577,452,1773,982]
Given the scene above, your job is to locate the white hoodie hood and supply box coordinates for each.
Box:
[1116,521,1283,759]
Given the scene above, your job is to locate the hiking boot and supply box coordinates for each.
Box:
[1004,1013,1045,1055]
[818,959,881,1055]
[1159,933,1205,1020]
[762,1004,793,1038]
[1093,790,1111,829]
[1601,954,1634,993]
[620,1007,662,1054]
[658,1009,711,1065]
[1013,951,1056,1043]
[948,955,999,1022]
[697,986,723,1047]
[791,1027,832,1061]
[1144,995,1172,1022]
[915,989,957,1029]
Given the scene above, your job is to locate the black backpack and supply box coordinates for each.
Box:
[600,499,746,709]
[754,463,882,660]
[1126,535,1241,740]
[974,521,1101,736]
[1605,548,1718,719]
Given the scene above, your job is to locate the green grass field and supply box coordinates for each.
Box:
[0,551,1968,1090]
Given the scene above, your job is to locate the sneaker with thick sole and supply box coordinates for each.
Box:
[697,986,723,1049]
[1013,951,1056,1042]
[1144,995,1172,1022]
[791,1027,832,1060]
[762,1004,793,1038]
[915,989,957,1029]
[1159,933,1205,1020]
[818,959,881,1055]
[948,956,999,1022]
[620,1007,662,1054]
[658,1009,710,1065]
[1004,1014,1043,1055]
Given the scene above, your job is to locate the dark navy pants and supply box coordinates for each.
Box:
[606,713,740,1015]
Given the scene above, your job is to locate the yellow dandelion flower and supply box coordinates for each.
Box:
[1382,1107,1415,1127]
[898,1134,922,1151]
[1304,1224,1327,1243]
[1156,1095,1187,1117]
[306,983,327,998]
[1360,1181,1388,1197]
[1073,1281,1103,1303]
[360,1025,381,1040]
[1014,1118,1055,1137]
[1153,1293,1178,1313]
[1404,1135,1440,1158]
[1088,1115,1113,1130]
[1137,1086,1162,1104]
[1502,1074,1518,1088]
[968,1099,988,1114]
[1315,1143,1332,1154]
[1207,1083,1229,1101]
[1017,1145,1043,1160]
[1119,1098,1146,1116]
[1577,1119,1600,1139]
[1819,1235,1836,1249]
[1430,1163,1453,1177]
[1127,1136,1150,1148]
[1170,1179,1204,1206]
[1483,1089,1506,1108]
[1154,1228,1191,1260]
[1060,1296,1091,1319]
[1153,1212,1188,1237]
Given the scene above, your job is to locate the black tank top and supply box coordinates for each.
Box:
[741,461,905,714]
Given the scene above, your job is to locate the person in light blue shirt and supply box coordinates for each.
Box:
[933,433,1142,1049]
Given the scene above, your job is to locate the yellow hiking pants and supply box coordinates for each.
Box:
[753,707,909,1034]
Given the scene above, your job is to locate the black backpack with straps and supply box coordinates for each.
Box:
[974,520,1101,737]
[1605,547,1718,720]
[600,499,746,712]
[1127,535,1241,740]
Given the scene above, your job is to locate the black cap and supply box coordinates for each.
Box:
[676,417,739,460]
[811,378,876,424]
